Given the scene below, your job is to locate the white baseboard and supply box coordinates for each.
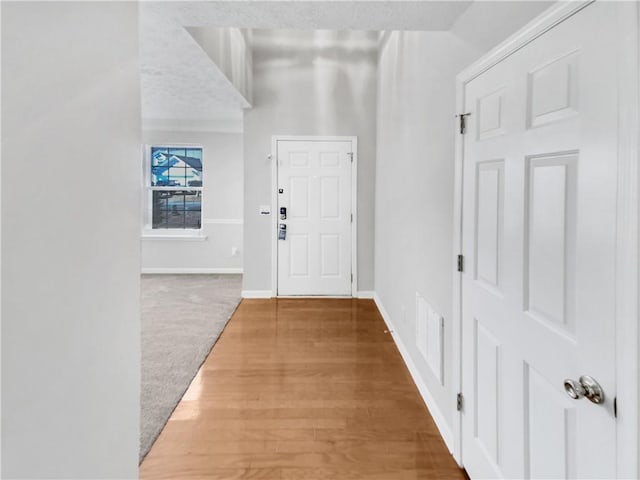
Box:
[239,291,374,299]
[278,296,351,299]
[142,267,243,274]
[356,291,375,299]
[373,292,454,453]
[241,290,273,299]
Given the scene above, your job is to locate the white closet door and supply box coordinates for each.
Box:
[461,3,618,478]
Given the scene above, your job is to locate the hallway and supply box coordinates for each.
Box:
[140,299,466,479]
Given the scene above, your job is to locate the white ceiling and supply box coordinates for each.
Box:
[139,1,554,125]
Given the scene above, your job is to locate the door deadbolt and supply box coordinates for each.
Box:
[563,375,605,404]
[278,223,287,240]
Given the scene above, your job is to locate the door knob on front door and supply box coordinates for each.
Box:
[563,375,605,404]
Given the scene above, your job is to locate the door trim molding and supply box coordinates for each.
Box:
[270,135,358,298]
[456,1,594,85]
[614,3,640,477]
[452,1,640,474]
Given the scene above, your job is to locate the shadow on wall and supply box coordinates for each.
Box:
[242,29,378,294]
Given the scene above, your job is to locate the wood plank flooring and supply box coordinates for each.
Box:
[140,298,466,480]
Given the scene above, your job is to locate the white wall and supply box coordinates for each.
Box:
[0,0,3,472]
[243,29,378,293]
[141,129,244,273]
[450,1,554,53]
[375,31,480,436]
[186,27,253,105]
[2,2,141,478]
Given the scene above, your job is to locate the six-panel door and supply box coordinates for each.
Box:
[277,140,353,296]
[461,3,618,479]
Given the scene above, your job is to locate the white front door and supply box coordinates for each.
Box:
[276,139,353,296]
[461,3,618,479]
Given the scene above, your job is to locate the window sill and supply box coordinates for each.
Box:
[141,231,208,241]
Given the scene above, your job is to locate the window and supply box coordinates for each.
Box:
[146,146,203,230]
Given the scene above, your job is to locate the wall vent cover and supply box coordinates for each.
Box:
[416,292,444,385]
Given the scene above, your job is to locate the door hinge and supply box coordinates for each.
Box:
[457,393,464,412]
[351,213,353,223]
[348,152,354,163]
[457,254,464,273]
[351,273,353,283]
[457,112,471,135]
[614,397,617,418]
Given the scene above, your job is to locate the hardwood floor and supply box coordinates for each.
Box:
[140,298,466,480]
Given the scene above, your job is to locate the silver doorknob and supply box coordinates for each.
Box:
[563,375,605,404]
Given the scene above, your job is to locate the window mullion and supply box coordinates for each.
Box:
[148,145,203,230]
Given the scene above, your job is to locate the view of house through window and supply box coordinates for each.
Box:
[149,146,203,229]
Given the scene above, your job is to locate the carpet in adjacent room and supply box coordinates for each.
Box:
[140,274,242,462]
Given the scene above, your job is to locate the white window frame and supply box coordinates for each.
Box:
[141,144,206,240]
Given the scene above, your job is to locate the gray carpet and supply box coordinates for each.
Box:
[140,274,242,462]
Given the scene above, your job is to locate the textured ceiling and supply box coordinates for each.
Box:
[140,1,473,123]
[139,1,554,125]
[148,1,473,30]
[140,3,248,122]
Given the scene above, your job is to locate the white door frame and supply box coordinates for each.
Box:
[271,135,358,297]
[451,1,640,476]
